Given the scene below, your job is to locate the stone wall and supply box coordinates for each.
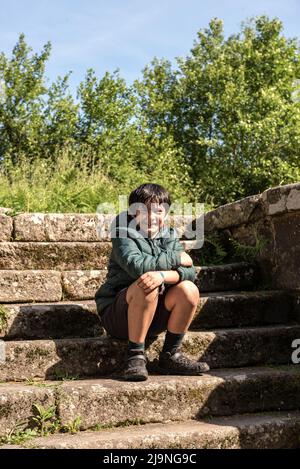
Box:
[0,212,194,243]
[1,181,299,290]
[198,182,300,290]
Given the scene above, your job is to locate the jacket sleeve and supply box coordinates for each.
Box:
[170,235,197,283]
[176,265,197,283]
[111,236,182,279]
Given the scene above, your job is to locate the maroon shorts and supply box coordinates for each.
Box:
[100,284,173,340]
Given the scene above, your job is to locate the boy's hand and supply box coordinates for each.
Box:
[180,252,193,266]
[137,272,164,294]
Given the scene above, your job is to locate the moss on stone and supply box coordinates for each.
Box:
[0,305,9,332]
[26,348,51,360]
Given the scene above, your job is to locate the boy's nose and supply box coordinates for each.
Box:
[149,214,157,225]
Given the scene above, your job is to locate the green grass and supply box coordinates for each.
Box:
[0,403,82,446]
[0,149,119,214]
[0,148,202,214]
[52,371,80,381]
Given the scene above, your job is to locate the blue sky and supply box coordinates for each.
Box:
[0,0,299,96]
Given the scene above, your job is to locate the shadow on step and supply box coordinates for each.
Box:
[39,321,300,381]
[2,287,296,341]
[2,302,103,340]
[43,331,300,449]
[4,317,297,448]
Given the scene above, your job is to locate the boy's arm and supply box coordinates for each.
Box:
[168,233,197,283]
[157,267,196,284]
[111,236,183,279]
[176,265,197,283]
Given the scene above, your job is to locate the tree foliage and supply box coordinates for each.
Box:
[0,15,300,211]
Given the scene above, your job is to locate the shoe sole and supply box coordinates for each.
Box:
[123,373,148,381]
[121,356,149,381]
[153,363,209,376]
[122,366,149,381]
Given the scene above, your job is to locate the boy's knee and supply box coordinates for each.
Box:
[127,280,159,304]
[177,280,199,306]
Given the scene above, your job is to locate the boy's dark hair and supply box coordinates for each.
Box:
[128,183,171,212]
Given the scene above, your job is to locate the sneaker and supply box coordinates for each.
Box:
[155,350,210,375]
[122,351,148,381]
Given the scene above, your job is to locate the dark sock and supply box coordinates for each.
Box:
[127,340,145,357]
[162,330,185,355]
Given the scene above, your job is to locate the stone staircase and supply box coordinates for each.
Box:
[0,203,300,449]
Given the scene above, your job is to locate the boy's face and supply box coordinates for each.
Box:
[136,202,167,238]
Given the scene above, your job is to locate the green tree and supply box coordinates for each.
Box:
[176,16,300,204]
[77,68,138,176]
[1,17,300,213]
[43,73,79,154]
[0,33,50,164]
[77,68,190,200]
[135,16,300,205]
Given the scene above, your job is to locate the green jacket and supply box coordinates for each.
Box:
[95,210,196,315]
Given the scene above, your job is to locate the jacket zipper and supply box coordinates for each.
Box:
[148,238,159,256]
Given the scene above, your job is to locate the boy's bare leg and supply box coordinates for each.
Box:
[126,280,159,343]
[157,280,209,373]
[163,280,199,333]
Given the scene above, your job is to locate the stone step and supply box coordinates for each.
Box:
[0,241,259,285]
[12,213,113,242]
[0,242,111,270]
[0,270,63,303]
[0,270,109,303]
[191,289,292,329]
[56,367,300,430]
[0,366,300,439]
[0,290,293,339]
[0,325,299,380]
[11,213,195,242]
[0,213,13,242]
[0,301,103,339]
[195,262,259,292]
[5,411,300,449]
[0,382,57,439]
[0,263,259,303]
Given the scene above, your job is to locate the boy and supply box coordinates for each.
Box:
[95,183,209,381]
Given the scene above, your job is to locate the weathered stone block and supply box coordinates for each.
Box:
[0,270,62,303]
[0,242,111,270]
[62,270,108,300]
[262,182,300,216]
[0,214,13,242]
[13,213,115,242]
